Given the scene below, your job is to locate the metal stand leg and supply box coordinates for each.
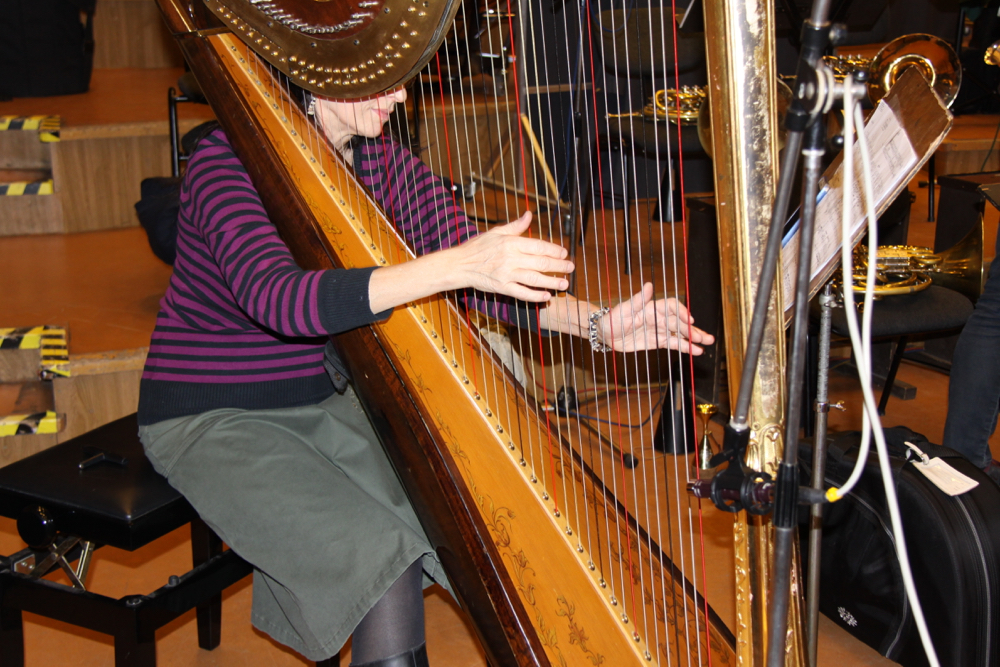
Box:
[806,284,835,667]
[878,335,909,415]
[168,88,181,178]
[927,154,936,222]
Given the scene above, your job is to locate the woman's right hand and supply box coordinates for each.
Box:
[368,211,572,314]
[446,211,573,302]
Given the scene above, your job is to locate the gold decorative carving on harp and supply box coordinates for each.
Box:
[154,0,799,664]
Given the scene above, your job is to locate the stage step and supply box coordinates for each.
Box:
[0,70,214,237]
[0,326,65,457]
[0,326,145,464]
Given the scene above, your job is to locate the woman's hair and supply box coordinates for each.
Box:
[275,67,415,153]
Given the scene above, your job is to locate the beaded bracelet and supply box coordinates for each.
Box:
[588,307,612,353]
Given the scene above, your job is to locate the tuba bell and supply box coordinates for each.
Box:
[825,33,962,108]
[868,33,962,107]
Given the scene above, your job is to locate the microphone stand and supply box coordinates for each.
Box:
[686,1,864,665]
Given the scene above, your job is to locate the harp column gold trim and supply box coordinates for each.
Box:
[702,1,804,665]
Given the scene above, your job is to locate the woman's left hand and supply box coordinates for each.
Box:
[600,283,714,355]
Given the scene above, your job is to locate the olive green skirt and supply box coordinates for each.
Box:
[138,388,447,661]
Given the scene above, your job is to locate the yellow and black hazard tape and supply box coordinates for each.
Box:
[0,326,70,378]
[0,411,61,437]
[0,115,60,142]
[0,180,53,196]
[38,115,60,142]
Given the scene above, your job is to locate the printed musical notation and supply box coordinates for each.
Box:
[781,101,919,314]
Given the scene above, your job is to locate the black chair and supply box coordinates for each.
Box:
[578,7,707,273]
[168,72,209,178]
[0,413,337,666]
[805,286,974,429]
[832,286,973,414]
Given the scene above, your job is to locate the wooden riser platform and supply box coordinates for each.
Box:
[0,226,171,464]
[935,114,1000,175]
[0,68,215,237]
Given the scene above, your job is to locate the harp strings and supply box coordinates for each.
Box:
[404,2,713,661]
[238,0,718,655]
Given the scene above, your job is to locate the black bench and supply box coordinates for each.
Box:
[0,413,254,666]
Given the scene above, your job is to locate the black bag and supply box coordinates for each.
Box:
[802,427,1000,667]
[134,121,219,265]
[0,0,96,99]
[135,177,182,266]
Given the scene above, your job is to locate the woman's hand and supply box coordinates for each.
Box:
[600,283,714,355]
[368,211,573,314]
[446,211,573,301]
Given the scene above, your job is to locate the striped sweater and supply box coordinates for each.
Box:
[138,129,522,425]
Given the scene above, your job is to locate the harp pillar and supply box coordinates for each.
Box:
[702,0,805,665]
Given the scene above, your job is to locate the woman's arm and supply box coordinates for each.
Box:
[183,132,387,337]
[536,283,715,355]
[368,212,573,312]
[369,206,714,356]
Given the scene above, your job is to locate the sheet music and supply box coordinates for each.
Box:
[781,101,919,313]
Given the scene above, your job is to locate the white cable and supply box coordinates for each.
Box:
[830,79,940,667]
[829,79,872,500]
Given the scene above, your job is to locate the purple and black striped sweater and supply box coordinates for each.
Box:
[139,129,523,425]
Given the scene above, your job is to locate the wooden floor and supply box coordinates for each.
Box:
[0,227,907,667]
[2,69,1000,666]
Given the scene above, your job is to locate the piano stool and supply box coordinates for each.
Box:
[0,413,339,666]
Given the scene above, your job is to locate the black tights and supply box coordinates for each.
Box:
[350,559,425,664]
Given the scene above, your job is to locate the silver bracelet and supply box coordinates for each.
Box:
[588,307,612,353]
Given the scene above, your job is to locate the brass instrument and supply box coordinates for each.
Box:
[849,220,985,301]
[607,85,706,123]
[929,219,987,302]
[822,33,962,108]
[648,85,706,124]
[820,52,871,82]
[850,245,937,297]
[986,40,1000,67]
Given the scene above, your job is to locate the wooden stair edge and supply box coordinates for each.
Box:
[69,348,148,377]
[60,118,213,142]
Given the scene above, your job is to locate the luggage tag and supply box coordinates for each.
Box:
[903,441,979,496]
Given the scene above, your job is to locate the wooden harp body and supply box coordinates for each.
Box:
[152,0,786,664]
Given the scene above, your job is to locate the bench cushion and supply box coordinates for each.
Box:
[0,414,197,550]
[830,285,974,339]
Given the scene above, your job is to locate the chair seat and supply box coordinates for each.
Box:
[0,413,256,667]
[829,285,974,339]
[0,414,196,551]
[606,116,706,159]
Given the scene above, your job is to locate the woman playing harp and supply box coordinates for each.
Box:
[136,81,714,666]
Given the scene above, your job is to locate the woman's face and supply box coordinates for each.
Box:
[314,87,407,148]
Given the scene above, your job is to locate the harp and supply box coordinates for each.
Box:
[153,0,800,664]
